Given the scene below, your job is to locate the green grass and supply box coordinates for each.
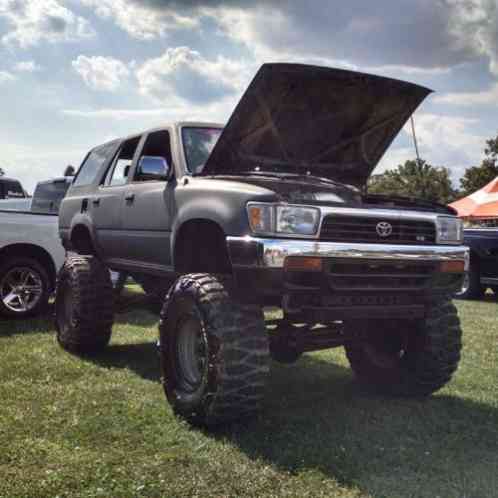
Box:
[1,292,497,498]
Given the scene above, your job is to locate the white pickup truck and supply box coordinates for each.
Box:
[0,178,70,318]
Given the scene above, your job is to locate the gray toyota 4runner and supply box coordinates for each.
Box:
[56,64,468,426]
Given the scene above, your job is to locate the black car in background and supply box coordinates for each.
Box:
[457,226,498,298]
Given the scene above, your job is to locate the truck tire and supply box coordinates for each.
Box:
[345,297,461,396]
[0,257,51,318]
[159,273,270,425]
[454,260,483,300]
[55,255,114,354]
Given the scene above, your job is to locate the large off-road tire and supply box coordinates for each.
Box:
[345,297,462,396]
[55,255,114,354]
[454,260,483,300]
[159,273,270,426]
[0,257,51,318]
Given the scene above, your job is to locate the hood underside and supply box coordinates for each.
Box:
[201,63,432,188]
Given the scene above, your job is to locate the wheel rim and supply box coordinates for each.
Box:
[455,273,470,296]
[175,313,208,392]
[362,327,409,370]
[0,266,43,313]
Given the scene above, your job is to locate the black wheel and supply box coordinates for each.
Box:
[159,273,270,426]
[345,297,462,396]
[454,260,483,299]
[55,255,114,354]
[0,257,51,318]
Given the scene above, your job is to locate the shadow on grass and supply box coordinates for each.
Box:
[213,354,498,498]
[83,339,498,496]
[87,341,160,382]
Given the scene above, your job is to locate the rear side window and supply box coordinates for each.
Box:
[0,180,25,199]
[31,180,70,214]
[74,142,117,187]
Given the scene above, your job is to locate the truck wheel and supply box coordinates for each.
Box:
[345,297,462,396]
[0,257,50,318]
[159,273,270,426]
[55,255,114,354]
[454,261,483,299]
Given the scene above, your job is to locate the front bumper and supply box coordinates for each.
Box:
[227,236,469,319]
[227,236,469,269]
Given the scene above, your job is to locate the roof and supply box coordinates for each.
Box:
[0,177,23,184]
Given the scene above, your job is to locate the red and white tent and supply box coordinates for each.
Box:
[450,176,498,219]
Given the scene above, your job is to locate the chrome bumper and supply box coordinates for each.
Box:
[227,236,469,270]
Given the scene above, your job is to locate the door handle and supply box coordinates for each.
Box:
[92,197,100,206]
[125,193,135,203]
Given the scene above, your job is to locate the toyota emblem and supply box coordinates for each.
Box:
[376,221,393,238]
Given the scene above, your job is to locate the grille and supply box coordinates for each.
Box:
[327,259,437,291]
[320,215,436,244]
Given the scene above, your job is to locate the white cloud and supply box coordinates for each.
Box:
[136,46,251,105]
[72,55,130,91]
[435,83,498,106]
[376,113,485,181]
[0,70,15,83]
[13,60,42,72]
[62,108,170,119]
[81,0,197,40]
[444,0,498,75]
[0,0,95,48]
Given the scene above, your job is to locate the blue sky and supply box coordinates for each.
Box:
[1,0,498,192]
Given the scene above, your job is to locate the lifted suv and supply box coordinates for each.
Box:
[56,64,468,426]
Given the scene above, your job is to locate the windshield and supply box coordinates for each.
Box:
[182,127,223,174]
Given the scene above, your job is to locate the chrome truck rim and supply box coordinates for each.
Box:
[0,267,43,313]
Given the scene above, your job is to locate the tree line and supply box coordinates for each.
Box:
[368,133,498,204]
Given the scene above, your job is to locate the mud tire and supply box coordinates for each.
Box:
[159,273,270,426]
[55,255,114,354]
[345,297,462,396]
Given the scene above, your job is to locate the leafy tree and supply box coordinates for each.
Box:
[368,159,458,204]
[0,167,4,176]
[459,135,498,197]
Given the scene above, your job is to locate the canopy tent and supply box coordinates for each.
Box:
[450,176,498,219]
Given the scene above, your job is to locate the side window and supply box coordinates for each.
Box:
[74,142,117,187]
[105,136,141,187]
[134,130,171,182]
[4,181,25,198]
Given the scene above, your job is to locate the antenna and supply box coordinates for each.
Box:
[410,115,421,164]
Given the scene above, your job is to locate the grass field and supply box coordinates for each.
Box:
[1,291,497,498]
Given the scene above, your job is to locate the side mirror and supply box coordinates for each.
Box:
[136,156,171,181]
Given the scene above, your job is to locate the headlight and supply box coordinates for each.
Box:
[436,216,463,244]
[247,203,320,236]
[276,206,320,235]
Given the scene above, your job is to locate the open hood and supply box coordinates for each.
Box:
[201,63,431,188]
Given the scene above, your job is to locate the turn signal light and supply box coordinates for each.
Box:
[285,257,323,272]
[440,260,465,273]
